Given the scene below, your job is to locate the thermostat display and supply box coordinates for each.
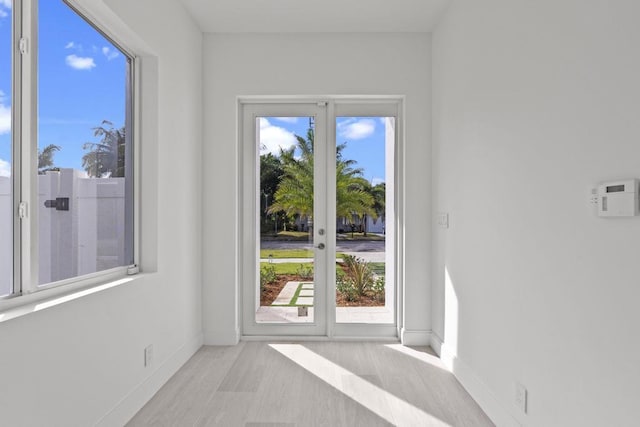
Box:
[598,179,639,217]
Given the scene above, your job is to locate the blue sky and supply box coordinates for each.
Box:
[260,116,388,185]
[0,0,126,177]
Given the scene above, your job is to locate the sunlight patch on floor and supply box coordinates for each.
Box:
[270,343,452,426]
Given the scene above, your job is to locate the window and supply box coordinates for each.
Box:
[1,0,135,300]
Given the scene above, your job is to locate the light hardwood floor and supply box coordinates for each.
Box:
[128,341,494,427]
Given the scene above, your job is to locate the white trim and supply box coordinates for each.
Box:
[428,331,443,354]
[96,333,203,427]
[430,333,522,427]
[400,328,431,345]
[241,335,399,343]
[0,273,144,322]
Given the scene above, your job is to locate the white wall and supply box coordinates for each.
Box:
[0,0,203,425]
[432,0,640,425]
[202,33,432,343]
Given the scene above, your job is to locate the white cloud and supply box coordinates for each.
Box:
[0,0,10,18]
[102,46,120,61]
[0,158,10,178]
[273,117,299,124]
[259,118,298,155]
[65,54,96,70]
[337,118,376,140]
[65,41,75,49]
[371,177,385,186]
[0,90,10,135]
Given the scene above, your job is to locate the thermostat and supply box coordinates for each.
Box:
[597,179,639,217]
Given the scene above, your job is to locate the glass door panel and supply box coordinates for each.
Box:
[334,116,395,325]
[242,101,399,337]
[243,103,327,336]
[257,116,316,324]
[0,0,12,297]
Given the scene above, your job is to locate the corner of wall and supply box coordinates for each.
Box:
[204,327,240,346]
[96,333,203,426]
[400,328,432,346]
[430,334,521,427]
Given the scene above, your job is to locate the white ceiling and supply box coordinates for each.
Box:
[177,0,451,33]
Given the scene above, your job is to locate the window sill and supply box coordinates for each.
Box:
[0,273,146,324]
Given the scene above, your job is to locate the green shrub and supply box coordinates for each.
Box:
[296,263,314,280]
[260,264,277,290]
[371,276,385,301]
[342,255,374,296]
[336,278,359,302]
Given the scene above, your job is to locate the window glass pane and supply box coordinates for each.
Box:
[0,0,11,296]
[37,0,132,285]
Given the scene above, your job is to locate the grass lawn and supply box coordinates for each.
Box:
[369,262,385,276]
[336,232,385,241]
[261,262,311,275]
[260,249,313,259]
[261,262,345,276]
[268,231,310,240]
[260,249,346,259]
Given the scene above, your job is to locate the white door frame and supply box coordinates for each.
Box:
[238,96,404,339]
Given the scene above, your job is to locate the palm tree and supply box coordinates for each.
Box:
[268,127,375,229]
[335,145,375,224]
[82,120,125,178]
[38,144,61,174]
[268,128,315,220]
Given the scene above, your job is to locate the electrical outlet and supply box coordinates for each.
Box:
[437,212,449,228]
[515,382,527,414]
[144,345,153,367]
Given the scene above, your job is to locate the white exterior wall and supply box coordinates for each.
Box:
[0,0,203,425]
[432,0,640,425]
[202,33,432,344]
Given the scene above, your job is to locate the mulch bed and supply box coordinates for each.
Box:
[260,274,300,306]
[260,274,385,307]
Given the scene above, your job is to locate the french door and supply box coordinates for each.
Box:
[241,99,400,338]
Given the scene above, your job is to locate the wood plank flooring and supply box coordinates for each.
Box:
[127,342,494,427]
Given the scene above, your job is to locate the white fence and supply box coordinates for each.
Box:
[1,169,126,295]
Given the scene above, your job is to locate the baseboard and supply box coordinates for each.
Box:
[203,327,240,345]
[430,333,521,427]
[241,335,400,342]
[400,328,431,345]
[429,332,443,355]
[96,332,203,427]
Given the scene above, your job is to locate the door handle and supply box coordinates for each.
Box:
[315,243,325,250]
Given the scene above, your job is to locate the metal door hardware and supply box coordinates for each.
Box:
[44,197,70,211]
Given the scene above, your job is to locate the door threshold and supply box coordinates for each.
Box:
[240,335,400,342]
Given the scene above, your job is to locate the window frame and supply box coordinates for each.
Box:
[1,0,139,304]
